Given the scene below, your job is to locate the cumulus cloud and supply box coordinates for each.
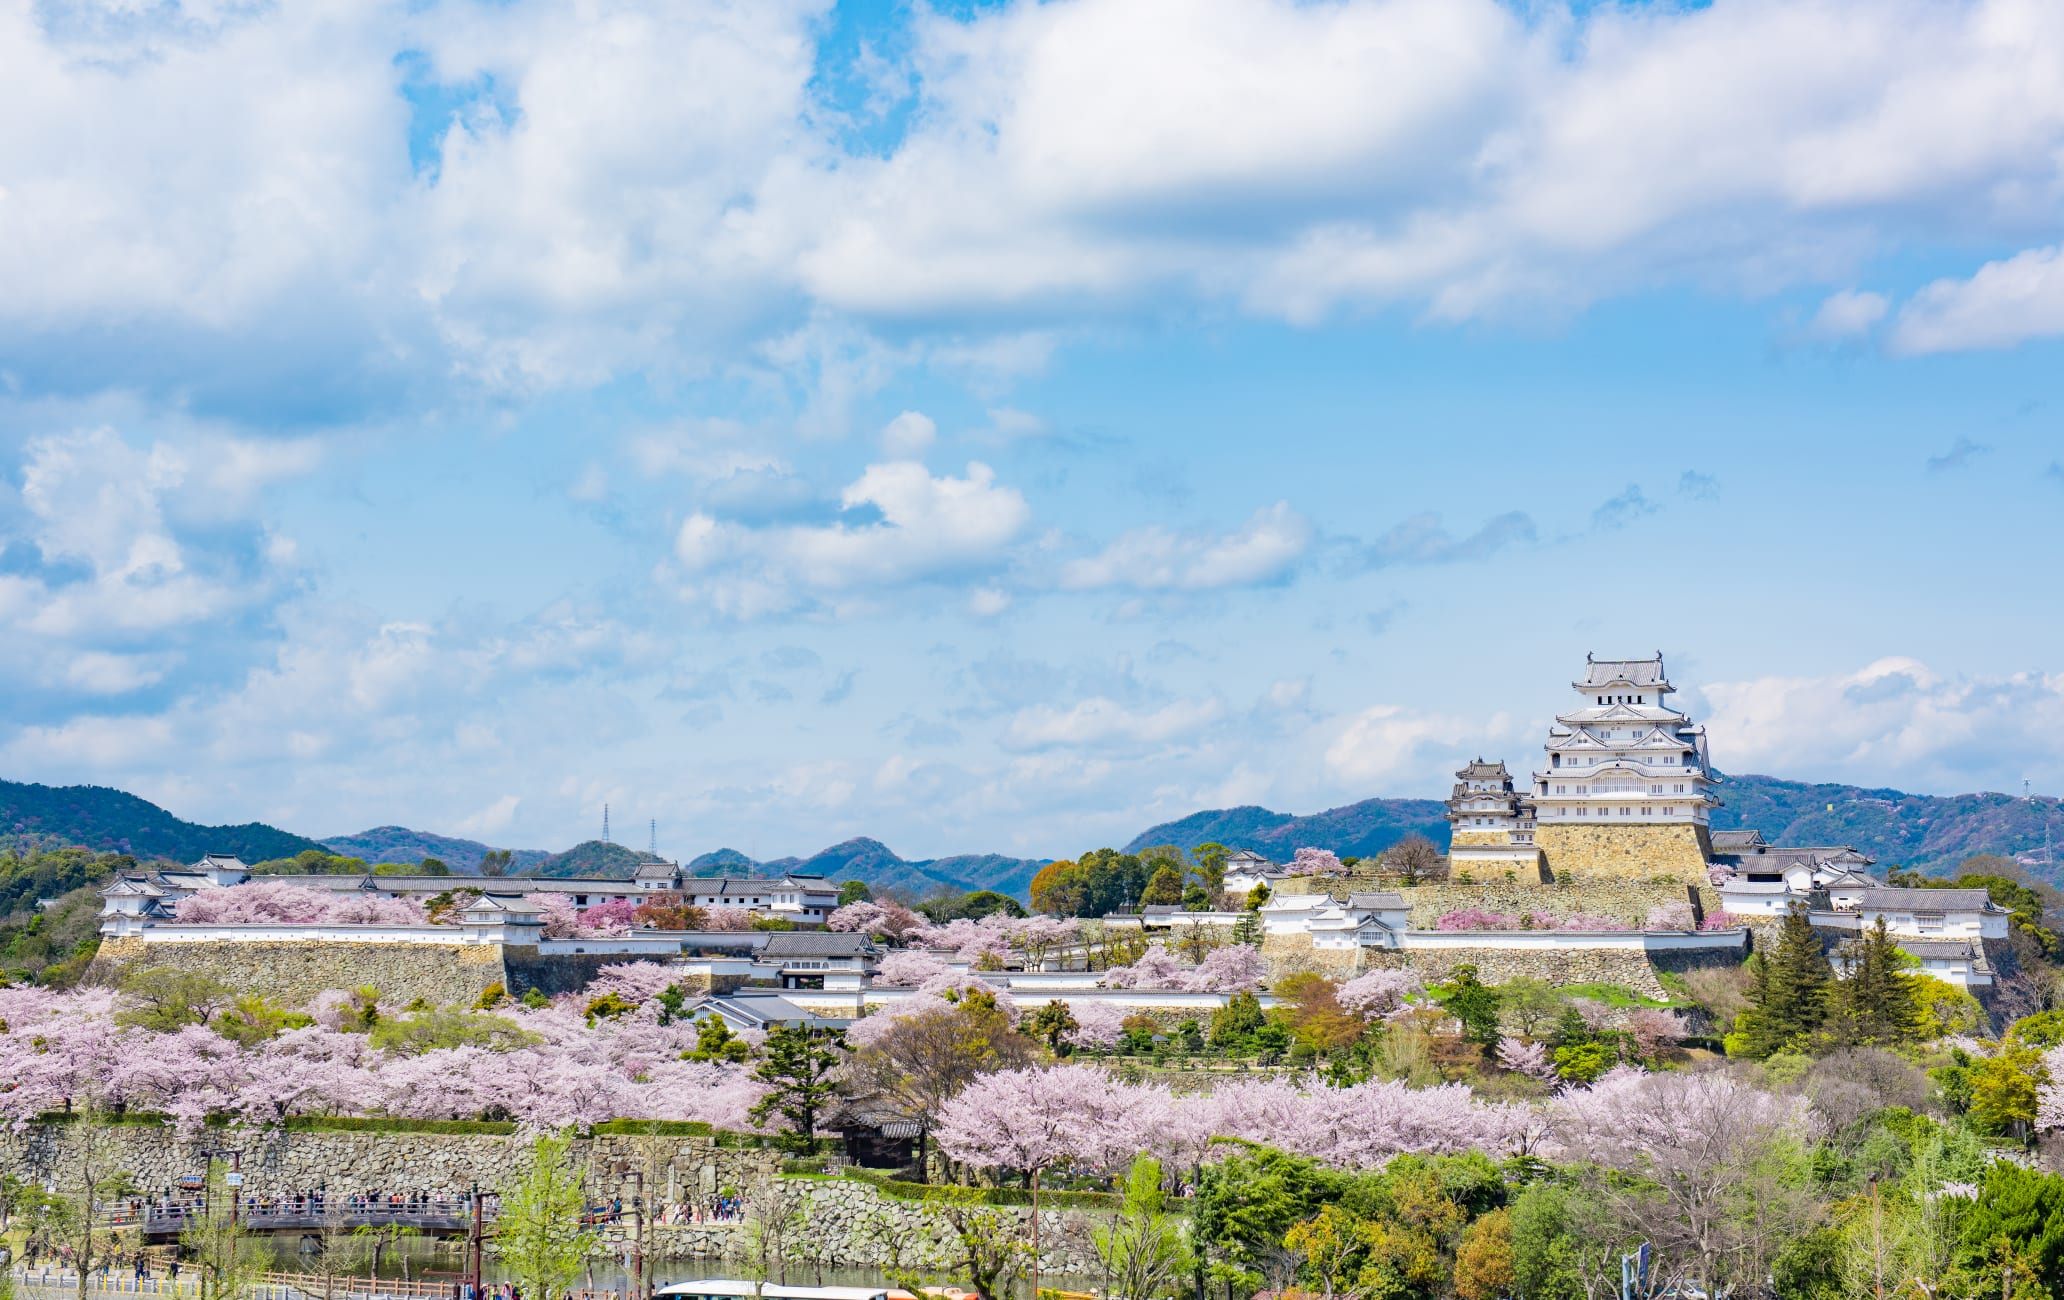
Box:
[1701,658,2064,794]
[1059,501,1312,592]
[880,411,937,457]
[670,461,1032,616]
[1893,244,2064,355]
[1324,704,1514,789]
[1002,696,1226,752]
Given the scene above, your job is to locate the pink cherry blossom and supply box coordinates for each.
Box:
[1338,969,1424,1018]
[1183,944,1267,993]
[1285,847,1346,877]
[700,905,755,931]
[1496,1037,1558,1082]
[828,902,889,934]
[874,949,950,987]
[1065,1000,1132,1049]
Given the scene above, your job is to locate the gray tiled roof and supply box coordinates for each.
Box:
[1580,654,1665,687]
[1709,829,1766,850]
[1897,940,1982,959]
[1851,887,1998,912]
[757,932,875,959]
[1347,891,1409,910]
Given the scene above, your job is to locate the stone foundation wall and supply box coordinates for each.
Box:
[1401,880,1707,929]
[0,1122,776,1204]
[1533,822,1713,884]
[602,1180,1105,1277]
[1448,830,1507,847]
[90,938,507,1009]
[1256,932,1359,981]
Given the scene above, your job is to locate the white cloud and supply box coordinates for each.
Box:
[1892,244,2064,354]
[1324,704,1511,789]
[670,460,1032,616]
[1059,501,1312,591]
[880,410,936,457]
[1806,289,1890,341]
[454,794,521,837]
[1002,695,1226,752]
[1701,658,2064,793]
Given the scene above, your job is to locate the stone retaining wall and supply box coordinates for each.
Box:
[89,938,508,1009]
[1532,822,1713,884]
[598,1179,1106,1277]
[0,1123,775,1205]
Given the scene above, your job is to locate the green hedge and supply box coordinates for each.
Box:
[843,1171,1121,1212]
[285,1116,518,1136]
[590,1119,716,1137]
[35,1111,172,1126]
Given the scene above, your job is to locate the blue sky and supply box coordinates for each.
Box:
[5,0,2064,860]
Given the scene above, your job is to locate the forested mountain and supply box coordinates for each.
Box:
[321,826,550,874]
[0,779,322,864]
[530,840,671,878]
[1125,797,1451,859]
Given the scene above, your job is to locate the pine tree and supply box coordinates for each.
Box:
[1831,916,1920,1047]
[749,1025,848,1151]
[1734,903,1833,1057]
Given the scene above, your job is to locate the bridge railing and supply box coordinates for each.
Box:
[11,1267,469,1300]
[108,1207,492,1235]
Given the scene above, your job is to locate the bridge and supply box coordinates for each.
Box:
[109,1205,492,1239]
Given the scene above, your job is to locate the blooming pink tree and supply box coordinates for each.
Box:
[1066,1000,1132,1050]
[1184,944,1267,992]
[874,949,950,987]
[701,906,755,931]
[1554,912,1631,932]
[1627,1008,1688,1058]
[1338,969,1424,1018]
[1436,908,1519,932]
[323,893,430,925]
[1285,847,1347,877]
[578,899,640,935]
[827,901,889,934]
[585,961,680,1004]
[526,893,581,939]
[1099,943,1187,989]
[1699,910,1745,932]
[1496,1037,1558,1082]
[174,883,335,924]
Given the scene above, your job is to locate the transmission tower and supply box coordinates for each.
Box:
[649,819,657,856]
[603,803,611,845]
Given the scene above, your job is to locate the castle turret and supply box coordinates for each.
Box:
[1529,653,1718,882]
[1445,759,1545,881]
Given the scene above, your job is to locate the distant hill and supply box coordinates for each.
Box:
[1125,798,1452,860]
[0,779,323,864]
[531,840,671,878]
[1711,773,2064,876]
[321,826,551,874]
[1123,775,2064,880]
[678,838,1047,898]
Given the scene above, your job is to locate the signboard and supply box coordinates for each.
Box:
[177,1175,205,1190]
[225,1173,245,1187]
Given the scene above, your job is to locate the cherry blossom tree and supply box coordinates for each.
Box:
[323,893,430,925]
[1285,847,1346,877]
[526,893,581,939]
[1183,944,1266,992]
[701,906,755,931]
[585,961,680,1004]
[1099,943,1187,989]
[1436,908,1520,931]
[1496,1037,1558,1082]
[1337,969,1424,1018]
[173,883,335,924]
[1066,1000,1132,1050]
[875,949,951,987]
[827,901,889,934]
[577,899,640,935]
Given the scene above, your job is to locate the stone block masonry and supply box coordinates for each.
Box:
[91,936,507,1008]
[0,1121,777,1206]
[1532,822,1715,885]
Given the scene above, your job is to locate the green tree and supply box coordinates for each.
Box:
[683,1013,751,1061]
[837,879,873,906]
[1731,903,1833,1058]
[1211,990,1267,1050]
[1508,1182,1587,1300]
[492,1134,591,1300]
[1027,999,1078,1054]
[1830,916,1920,1048]
[1092,1158,1192,1300]
[1194,1145,1334,1297]
[115,965,231,1031]
[212,994,313,1045]
[479,849,514,877]
[180,1162,265,1300]
[1191,842,1231,893]
[1969,1043,2045,1138]
[1140,864,1185,907]
[1440,964,1502,1048]
[749,1025,848,1151]
[1452,1207,1516,1300]
[1496,976,1565,1038]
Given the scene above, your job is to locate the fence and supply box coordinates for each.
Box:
[107,1207,490,1236]
[12,1268,473,1300]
